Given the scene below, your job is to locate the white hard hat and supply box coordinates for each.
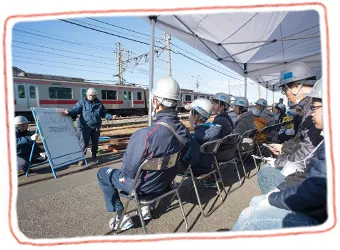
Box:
[86,88,97,96]
[233,96,249,108]
[14,116,29,126]
[213,92,231,105]
[151,76,181,101]
[303,77,323,99]
[184,98,212,119]
[255,98,267,108]
[277,62,316,87]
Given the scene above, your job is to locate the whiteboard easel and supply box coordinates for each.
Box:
[26,108,88,178]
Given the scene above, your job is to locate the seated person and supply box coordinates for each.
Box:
[232,77,326,231]
[177,98,221,176]
[96,76,191,232]
[232,97,257,152]
[211,92,235,162]
[211,92,234,138]
[232,97,257,136]
[255,98,275,126]
[252,109,267,144]
[258,62,323,187]
[274,103,287,123]
[15,115,46,171]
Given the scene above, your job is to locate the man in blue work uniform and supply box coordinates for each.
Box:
[15,115,46,171]
[96,76,191,231]
[62,88,114,165]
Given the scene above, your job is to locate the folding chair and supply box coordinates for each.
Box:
[237,128,260,179]
[179,139,226,217]
[216,133,243,193]
[116,152,188,234]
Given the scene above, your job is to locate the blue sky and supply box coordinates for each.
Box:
[11,15,284,104]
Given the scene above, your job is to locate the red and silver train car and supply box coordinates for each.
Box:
[12,70,215,119]
[177,89,214,112]
[13,72,147,119]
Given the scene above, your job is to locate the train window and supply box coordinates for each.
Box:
[123,91,127,100]
[81,89,87,98]
[18,85,25,98]
[137,92,142,100]
[128,91,131,100]
[101,90,117,100]
[185,95,192,102]
[194,95,197,100]
[49,87,72,99]
[29,86,36,98]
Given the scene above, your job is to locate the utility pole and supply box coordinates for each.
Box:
[228,81,231,95]
[116,42,123,85]
[164,33,172,76]
[258,83,261,99]
[196,73,199,92]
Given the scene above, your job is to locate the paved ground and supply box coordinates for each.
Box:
[17,151,261,239]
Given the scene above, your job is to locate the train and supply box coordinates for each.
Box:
[12,68,215,120]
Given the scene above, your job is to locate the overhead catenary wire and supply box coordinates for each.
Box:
[59,18,244,81]
[12,40,115,61]
[12,45,116,66]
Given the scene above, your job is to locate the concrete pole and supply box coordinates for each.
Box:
[148,16,157,126]
[165,33,172,76]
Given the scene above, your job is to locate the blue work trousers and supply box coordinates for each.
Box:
[77,126,100,156]
[232,195,320,231]
[97,167,131,212]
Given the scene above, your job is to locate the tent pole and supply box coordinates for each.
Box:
[148,16,157,126]
[244,63,247,98]
[272,87,275,112]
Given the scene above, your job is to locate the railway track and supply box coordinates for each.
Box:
[28,113,190,131]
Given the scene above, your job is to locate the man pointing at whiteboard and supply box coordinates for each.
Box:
[62,88,115,166]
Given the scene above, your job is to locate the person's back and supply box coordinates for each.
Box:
[233,111,257,136]
[213,112,233,138]
[259,108,275,126]
[254,116,267,144]
[120,109,190,194]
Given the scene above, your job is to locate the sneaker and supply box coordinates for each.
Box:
[39,152,47,160]
[141,205,152,221]
[109,215,133,231]
[200,178,217,188]
[78,160,85,166]
[91,155,99,163]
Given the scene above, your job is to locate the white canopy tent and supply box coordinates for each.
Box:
[144,10,322,125]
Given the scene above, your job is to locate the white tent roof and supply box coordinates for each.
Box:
[147,10,321,91]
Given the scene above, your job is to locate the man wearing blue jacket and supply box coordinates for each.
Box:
[178,98,221,175]
[232,78,327,231]
[212,92,233,138]
[62,88,113,165]
[15,115,46,171]
[97,77,191,231]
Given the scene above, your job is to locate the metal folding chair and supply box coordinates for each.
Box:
[216,133,243,193]
[179,139,226,217]
[237,128,260,179]
[116,152,188,234]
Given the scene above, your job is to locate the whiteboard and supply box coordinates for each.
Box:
[31,108,85,168]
